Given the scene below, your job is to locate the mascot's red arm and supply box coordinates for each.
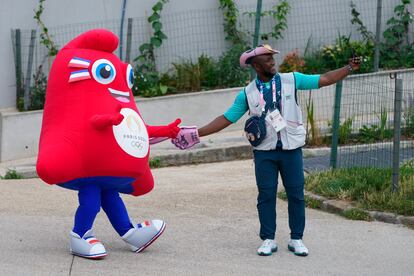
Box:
[146,119,181,138]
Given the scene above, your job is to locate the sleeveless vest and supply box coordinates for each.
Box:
[245,73,306,150]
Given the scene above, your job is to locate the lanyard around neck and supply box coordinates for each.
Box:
[257,75,280,112]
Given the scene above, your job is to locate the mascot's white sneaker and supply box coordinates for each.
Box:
[122,219,166,252]
[70,229,107,259]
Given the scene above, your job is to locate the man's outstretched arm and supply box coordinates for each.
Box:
[198,115,233,137]
[318,57,361,88]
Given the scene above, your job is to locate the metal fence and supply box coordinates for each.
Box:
[9,0,414,173]
[333,71,414,169]
[297,69,414,171]
[12,0,413,86]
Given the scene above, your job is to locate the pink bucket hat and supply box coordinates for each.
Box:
[239,44,280,68]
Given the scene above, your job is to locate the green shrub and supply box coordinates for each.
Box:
[380,0,414,69]
[305,96,324,146]
[149,158,161,168]
[358,108,393,143]
[17,66,47,111]
[320,35,374,73]
[28,66,47,110]
[133,70,168,97]
[155,44,249,96]
[279,50,305,73]
[328,117,354,145]
[403,95,414,137]
[302,50,329,74]
[198,55,219,89]
[165,55,219,93]
[172,59,201,92]
[216,43,250,88]
[1,169,23,179]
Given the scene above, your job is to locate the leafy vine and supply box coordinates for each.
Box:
[262,0,290,41]
[219,0,247,45]
[19,0,57,111]
[133,0,169,97]
[33,0,58,57]
[350,1,374,41]
[244,0,290,42]
[381,0,414,68]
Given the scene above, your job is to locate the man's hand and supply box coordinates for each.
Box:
[171,126,200,150]
[348,56,362,71]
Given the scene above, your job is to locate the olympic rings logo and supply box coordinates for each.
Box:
[131,141,143,150]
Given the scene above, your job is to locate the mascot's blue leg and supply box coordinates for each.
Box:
[73,184,101,236]
[70,184,107,259]
[101,189,133,236]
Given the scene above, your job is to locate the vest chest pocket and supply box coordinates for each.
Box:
[248,99,262,115]
[284,124,306,149]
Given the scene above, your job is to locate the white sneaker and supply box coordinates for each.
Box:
[69,229,107,259]
[257,239,278,256]
[122,219,166,252]
[288,239,309,256]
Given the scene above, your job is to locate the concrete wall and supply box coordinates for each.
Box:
[0,86,247,162]
[0,109,43,161]
[1,69,413,162]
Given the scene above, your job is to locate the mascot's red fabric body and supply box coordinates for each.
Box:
[36,29,179,196]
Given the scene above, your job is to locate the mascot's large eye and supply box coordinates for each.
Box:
[126,64,134,89]
[91,59,116,84]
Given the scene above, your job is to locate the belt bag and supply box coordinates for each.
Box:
[244,115,266,147]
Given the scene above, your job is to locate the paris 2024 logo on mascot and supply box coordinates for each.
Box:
[36,29,181,259]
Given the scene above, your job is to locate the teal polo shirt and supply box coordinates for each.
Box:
[224,72,320,123]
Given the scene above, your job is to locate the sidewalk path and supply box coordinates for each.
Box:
[2,130,412,177]
[1,160,413,276]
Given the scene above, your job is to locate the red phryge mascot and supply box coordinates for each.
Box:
[36,29,181,259]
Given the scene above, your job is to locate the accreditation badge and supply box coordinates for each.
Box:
[265,109,286,132]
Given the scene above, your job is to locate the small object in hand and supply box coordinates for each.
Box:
[350,56,362,65]
[349,51,362,65]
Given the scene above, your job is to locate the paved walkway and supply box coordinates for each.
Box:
[0,130,413,275]
[1,159,414,275]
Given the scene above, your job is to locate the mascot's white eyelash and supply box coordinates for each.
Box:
[68,57,91,82]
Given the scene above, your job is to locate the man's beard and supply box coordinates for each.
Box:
[263,70,275,79]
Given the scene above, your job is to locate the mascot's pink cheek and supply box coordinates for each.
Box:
[116,97,130,103]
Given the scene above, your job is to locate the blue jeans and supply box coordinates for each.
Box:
[254,147,305,240]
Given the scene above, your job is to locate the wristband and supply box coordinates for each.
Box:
[347,64,353,73]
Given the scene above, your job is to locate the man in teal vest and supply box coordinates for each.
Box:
[173,44,361,257]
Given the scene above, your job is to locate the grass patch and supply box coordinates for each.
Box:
[149,158,161,169]
[305,160,414,216]
[1,169,23,179]
[342,208,372,221]
[304,195,323,209]
[277,191,322,209]
[277,191,288,201]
